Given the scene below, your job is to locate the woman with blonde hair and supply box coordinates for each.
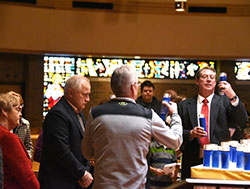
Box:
[7,91,33,160]
[0,92,39,189]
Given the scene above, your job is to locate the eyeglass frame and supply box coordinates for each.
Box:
[132,81,141,87]
[13,104,24,112]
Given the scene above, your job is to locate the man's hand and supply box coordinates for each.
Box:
[190,126,207,138]
[77,171,93,188]
[162,101,178,115]
[168,167,176,179]
[90,159,95,167]
[218,81,236,99]
[150,167,165,176]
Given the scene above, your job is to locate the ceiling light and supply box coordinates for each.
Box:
[175,0,187,12]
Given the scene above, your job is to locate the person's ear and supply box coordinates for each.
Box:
[131,84,137,99]
[130,83,135,92]
[195,78,199,86]
[1,108,8,118]
[68,88,73,97]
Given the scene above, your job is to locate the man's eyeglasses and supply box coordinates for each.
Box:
[133,81,141,87]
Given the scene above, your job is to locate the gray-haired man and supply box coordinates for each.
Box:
[82,65,183,188]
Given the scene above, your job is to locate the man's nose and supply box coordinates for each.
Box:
[86,95,90,102]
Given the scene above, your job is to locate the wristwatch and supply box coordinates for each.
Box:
[229,96,237,102]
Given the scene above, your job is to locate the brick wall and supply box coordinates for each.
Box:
[0,53,44,133]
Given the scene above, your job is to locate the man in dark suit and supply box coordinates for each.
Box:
[178,67,248,179]
[39,75,93,189]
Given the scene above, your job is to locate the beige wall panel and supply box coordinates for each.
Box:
[0,4,250,58]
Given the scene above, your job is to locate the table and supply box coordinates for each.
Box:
[168,179,250,189]
[191,164,250,181]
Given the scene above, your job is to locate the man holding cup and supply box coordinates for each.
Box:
[178,66,248,179]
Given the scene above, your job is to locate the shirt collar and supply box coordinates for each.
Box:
[115,97,136,103]
[65,99,80,114]
[198,93,214,104]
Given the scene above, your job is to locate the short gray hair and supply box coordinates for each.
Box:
[64,75,90,96]
[0,93,20,112]
[111,65,137,96]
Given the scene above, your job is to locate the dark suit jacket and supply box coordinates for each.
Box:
[136,96,162,115]
[178,94,248,179]
[38,97,89,189]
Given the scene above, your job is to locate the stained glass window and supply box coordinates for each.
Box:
[43,56,75,117]
[74,57,215,79]
[235,61,250,80]
[43,55,216,117]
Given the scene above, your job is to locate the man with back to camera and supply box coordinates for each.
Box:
[178,66,248,179]
[38,75,93,189]
[82,65,183,188]
[136,80,161,115]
